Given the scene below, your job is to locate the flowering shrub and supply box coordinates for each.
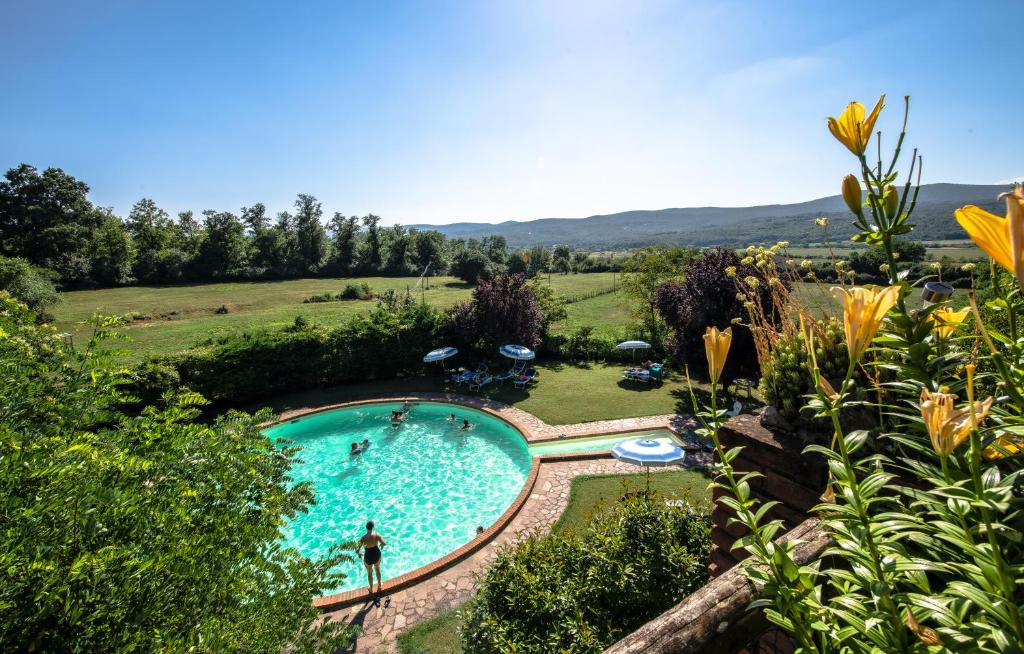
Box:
[689,96,1024,652]
[758,317,848,422]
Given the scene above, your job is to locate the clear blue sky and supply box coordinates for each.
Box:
[1,0,1020,225]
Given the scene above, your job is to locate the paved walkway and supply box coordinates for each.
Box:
[325,458,708,653]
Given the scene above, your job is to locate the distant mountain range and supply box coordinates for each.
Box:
[411,183,1010,248]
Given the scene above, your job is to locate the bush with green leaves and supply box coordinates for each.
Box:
[462,496,710,653]
[0,293,354,653]
[167,298,445,405]
[340,281,373,300]
[0,255,60,321]
[758,317,848,421]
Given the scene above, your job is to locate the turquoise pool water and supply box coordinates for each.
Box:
[527,428,680,456]
[265,402,531,592]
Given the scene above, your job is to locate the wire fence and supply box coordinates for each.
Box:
[562,286,618,305]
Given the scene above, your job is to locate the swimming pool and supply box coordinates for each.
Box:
[527,428,681,457]
[265,402,531,593]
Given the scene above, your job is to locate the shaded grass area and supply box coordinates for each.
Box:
[53,273,620,359]
[258,361,741,426]
[553,469,711,534]
[395,470,710,654]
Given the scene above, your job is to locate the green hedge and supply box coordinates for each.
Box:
[135,300,445,406]
[462,495,710,653]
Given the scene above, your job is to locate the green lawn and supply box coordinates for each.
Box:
[554,469,710,534]
[395,470,710,654]
[259,361,732,426]
[397,606,465,654]
[53,273,619,359]
[553,288,635,338]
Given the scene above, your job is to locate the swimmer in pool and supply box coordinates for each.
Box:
[402,401,412,413]
[460,419,472,431]
[448,413,456,422]
[350,442,361,456]
[361,438,370,451]
[390,410,405,424]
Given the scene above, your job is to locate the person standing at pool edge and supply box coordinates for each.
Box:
[357,521,386,596]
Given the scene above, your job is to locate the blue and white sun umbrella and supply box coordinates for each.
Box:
[423,346,458,372]
[499,344,535,361]
[612,437,686,489]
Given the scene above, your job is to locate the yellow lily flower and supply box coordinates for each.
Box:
[929,306,970,340]
[955,184,1024,288]
[703,326,732,386]
[831,285,900,362]
[920,387,993,458]
[983,433,1022,460]
[827,95,885,156]
[842,175,862,215]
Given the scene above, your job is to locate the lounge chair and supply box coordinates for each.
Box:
[494,360,528,384]
[451,363,488,386]
[469,371,494,391]
[513,368,539,389]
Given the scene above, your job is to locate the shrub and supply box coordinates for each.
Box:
[462,496,710,653]
[340,282,372,300]
[758,317,848,422]
[446,273,542,352]
[0,294,354,652]
[656,248,773,380]
[561,325,618,361]
[170,300,445,405]
[0,255,60,321]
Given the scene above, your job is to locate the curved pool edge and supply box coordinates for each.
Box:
[313,455,541,611]
[261,393,692,611]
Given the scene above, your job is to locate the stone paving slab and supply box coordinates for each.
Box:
[325,458,708,653]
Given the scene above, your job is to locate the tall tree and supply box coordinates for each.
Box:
[89,211,135,286]
[0,164,104,287]
[413,230,447,275]
[359,214,383,273]
[326,213,360,275]
[193,211,250,279]
[291,195,328,275]
[127,198,183,283]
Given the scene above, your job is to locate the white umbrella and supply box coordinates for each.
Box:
[612,437,685,490]
[499,344,535,360]
[616,340,652,362]
[423,346,458,373]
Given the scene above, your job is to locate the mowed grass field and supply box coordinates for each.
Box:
[53,273,624,359]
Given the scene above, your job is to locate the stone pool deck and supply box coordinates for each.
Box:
[275,391,697,443]
[325,459,707,654]
[274,393,708,653]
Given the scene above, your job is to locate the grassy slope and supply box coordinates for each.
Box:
[396,469,710,654]
[54,273,619,359]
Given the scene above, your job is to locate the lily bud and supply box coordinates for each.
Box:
[883,185,899,218]
[842,175,862,215]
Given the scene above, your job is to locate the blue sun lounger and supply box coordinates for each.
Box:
[494,360,528,384]
[513,368,539,389]
[469,371,494,391]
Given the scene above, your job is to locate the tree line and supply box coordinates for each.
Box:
[0,163,619,290]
